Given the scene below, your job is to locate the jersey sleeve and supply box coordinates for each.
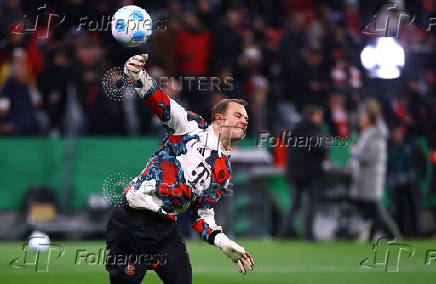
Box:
[191,207,223,245]
[141,78,208,135]
[190,185,225,244]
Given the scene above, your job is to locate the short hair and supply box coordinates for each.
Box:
[211,98,247,121]
[302,105,323,120]
[363,98,381,125]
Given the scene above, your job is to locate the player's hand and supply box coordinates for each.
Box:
[123,54,154,98]
[157,207,176,221]
[214,233,254,274]
[235,252,254,274]
[124,54,147,81]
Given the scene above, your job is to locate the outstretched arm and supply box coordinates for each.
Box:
[191,207,223,244]
[124,54,206,135]
[191,200,254,274]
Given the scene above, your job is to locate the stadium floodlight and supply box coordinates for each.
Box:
[360,37,405,79]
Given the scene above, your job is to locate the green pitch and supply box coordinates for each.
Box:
[1,240,436,284]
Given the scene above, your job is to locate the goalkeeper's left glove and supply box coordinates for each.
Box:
[214,233,254,274]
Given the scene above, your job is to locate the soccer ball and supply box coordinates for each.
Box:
[111,5,152,47]
[28,231,50,252]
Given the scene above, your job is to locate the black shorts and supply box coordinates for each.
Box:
[105,198,192,284]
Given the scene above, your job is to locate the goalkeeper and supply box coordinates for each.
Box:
[105,54,254,284]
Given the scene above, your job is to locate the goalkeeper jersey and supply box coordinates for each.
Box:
[123,81,231,245]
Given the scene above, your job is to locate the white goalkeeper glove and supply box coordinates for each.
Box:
[123,54,154,99]
[214,233,254,274]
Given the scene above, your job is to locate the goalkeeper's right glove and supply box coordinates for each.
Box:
[214,233,255,274]
[123,54,155,99]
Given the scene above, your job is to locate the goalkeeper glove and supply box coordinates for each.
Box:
[214,233,254,274]
[123,54,154,99]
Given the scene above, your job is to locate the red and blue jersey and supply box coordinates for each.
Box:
[124,79,231,244]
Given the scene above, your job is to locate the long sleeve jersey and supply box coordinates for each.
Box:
[124,80,231,245]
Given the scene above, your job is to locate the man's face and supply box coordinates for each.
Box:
[218,102,248,143]
[312,110,323,125]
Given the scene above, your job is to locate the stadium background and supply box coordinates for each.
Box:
[1,0,436,283]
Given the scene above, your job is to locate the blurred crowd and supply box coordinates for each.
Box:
[1,0,436,237]
[0,0,435,138]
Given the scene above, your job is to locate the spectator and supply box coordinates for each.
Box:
[0,49,38,135]
[237,46,269,134]
[325,93,349,137]
[329,49,361,111]
[196,0,215,29]
[151,16,182,76]
[212,9,243,70]
[388,126,425,236]
[278,105,326,240]
[387,94,413,130]
[38,49,70,134]
[279,12,308,105]
[299,48,330,107]
[0,22,43,90]
[176,12,211,76]
[0,0,21,39]
[72,35,129,135]
[351,98,402,241]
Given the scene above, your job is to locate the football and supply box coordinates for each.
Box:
[27,231,50,252]
[111,5,152,47]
